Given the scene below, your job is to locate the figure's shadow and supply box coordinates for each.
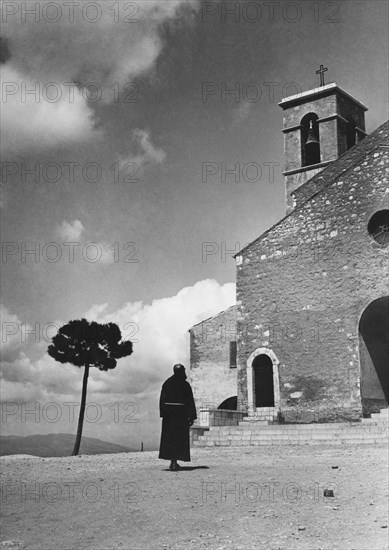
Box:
[163,466,210,471]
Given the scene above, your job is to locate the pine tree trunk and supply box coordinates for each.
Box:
[72,364,90,456]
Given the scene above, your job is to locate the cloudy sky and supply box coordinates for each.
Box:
[1,0,388,450]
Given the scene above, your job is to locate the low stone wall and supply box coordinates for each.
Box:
[209,409,246,426]
[280,402,362,424]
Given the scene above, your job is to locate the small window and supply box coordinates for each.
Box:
[368,210,389,246]
[229,341,237,368]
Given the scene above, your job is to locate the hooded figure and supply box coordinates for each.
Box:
[158,363,197,470]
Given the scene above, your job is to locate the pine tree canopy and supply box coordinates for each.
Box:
[47,318,133,370]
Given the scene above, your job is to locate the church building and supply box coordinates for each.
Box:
[189,76,389,425]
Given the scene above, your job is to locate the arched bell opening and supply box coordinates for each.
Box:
[301,113,321,167]
[346,116,357,149]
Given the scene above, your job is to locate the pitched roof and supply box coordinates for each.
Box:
[188,304,236,331]
[293,120,388,203]
[235,120,389,257]
[278,82,368,111]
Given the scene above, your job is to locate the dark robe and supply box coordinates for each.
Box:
[158,374,197,461]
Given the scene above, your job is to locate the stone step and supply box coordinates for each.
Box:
[194,437,388,447]
[248,414,277,418]
[203,422,388,433]
[199,426,389,437]
[197,439,388,446]
[194,410,389,447]
[197,440,386,447]
[195,432,388,442]
[199,428,389,439]
[199,431,388,441]
[194,419,389,447]
[239,420,271,425]
[244,415,276,419]
[371,410,389,418]
[198,434,388,445]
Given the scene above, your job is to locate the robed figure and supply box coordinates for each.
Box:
[159,363,197,470]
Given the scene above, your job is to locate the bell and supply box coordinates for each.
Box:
[305,121,319,146]
[305,120,320,165]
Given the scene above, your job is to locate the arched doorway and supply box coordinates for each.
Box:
[359,297,389,412]
[253,355,274,407]
[246,348,280,414]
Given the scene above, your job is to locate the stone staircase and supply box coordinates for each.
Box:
[193,408,389,447]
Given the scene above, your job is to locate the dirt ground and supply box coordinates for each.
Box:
[1,444,388,550]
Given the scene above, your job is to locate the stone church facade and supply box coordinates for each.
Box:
[189,82,389,425]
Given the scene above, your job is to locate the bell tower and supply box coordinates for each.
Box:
[278,68,368,213]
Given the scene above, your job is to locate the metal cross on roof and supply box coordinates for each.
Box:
[316,64,328,87]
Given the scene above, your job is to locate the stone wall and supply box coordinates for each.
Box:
[236,146,389,422]
[189,306,237,418]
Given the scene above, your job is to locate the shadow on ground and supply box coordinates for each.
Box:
[162,466,210,471]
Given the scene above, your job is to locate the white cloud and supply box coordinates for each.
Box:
[132,128,166,166]
[0,279,235,447]
[1,0,199,156]
[57,220,85,241]
[0,305,31,363]
[2,279,236,398]
[0,66,101,157]
[83,278,235,393]
[3,1,197,91]
[55,225,130,265]
[118,128,166,173]
[0,305,75,400]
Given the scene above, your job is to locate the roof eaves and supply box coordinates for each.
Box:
[188,304,236,331]
[234,133,388,258]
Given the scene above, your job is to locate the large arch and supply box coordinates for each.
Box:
[246,348,280,414]
[359,297,389,412]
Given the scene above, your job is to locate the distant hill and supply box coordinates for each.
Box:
[0,433,137,457]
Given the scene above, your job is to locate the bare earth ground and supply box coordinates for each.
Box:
[1,444,388,550]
